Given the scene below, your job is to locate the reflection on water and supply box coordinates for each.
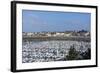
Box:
[22,40,90,63]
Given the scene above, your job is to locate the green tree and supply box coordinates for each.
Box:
[66,45,79,60]
[80,48,91,59]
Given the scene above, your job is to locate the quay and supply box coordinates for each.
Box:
[23,36,90,42]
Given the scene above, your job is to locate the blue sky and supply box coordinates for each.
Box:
[22,10,91,32]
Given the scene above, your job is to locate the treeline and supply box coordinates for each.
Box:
[65,45,91,60]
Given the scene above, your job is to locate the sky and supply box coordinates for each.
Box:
[22,10,91,32]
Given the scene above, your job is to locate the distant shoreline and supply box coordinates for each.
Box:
[23,36,90,42]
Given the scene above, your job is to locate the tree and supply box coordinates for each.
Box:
[80,48,91,59]
[66,45,79,60]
